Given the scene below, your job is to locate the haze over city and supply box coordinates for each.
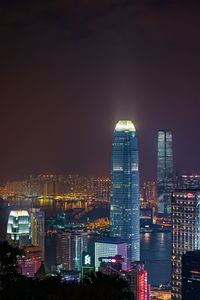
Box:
[1,0,200,183]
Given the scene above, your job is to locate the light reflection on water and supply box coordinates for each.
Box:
[140,232,171,286]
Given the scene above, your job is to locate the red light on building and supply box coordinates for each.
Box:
[129,262,150,300]
[188,193,194,198]
[111,259,116,263]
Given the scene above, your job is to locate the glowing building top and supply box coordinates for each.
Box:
[115,120,136,132]
[7,209,31,247]
[9,210,29,217]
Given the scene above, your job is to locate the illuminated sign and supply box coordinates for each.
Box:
[101,258,112,263]
[101,258,117,263]
[82,252,92,267]
[85,255,91,265]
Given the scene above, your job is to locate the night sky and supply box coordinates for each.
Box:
[1,0,200,183]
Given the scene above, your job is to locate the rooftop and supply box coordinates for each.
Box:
[95,237,126,244]
[115,121,135,132]
[9,210,29,217]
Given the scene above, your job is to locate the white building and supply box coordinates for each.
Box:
[95,237,127,271]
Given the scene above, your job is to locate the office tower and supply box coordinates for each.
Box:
[95,237,127,271]
[171,190,200,299]
[56,230,88,271]
[29,208,45,260]
[110,120,140,265]
[129,262,150,300]
[7,210,31,247]
[182,251,200,300]
[157,130,173,216]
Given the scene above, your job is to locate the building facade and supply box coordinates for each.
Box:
[18,256,38,277]
[157,130,173,216]
[140,181,157,209]
[29,208,45,260]
[130,261,150,300]
[7,210,31,247]
[182,250,200,300]
[56,230,88,271]
[98,255,124,275]
[93,177,110,201]
[95,237,127,271]
[24,245,43,270]
[171,190,200,299]
[110,120,140,266]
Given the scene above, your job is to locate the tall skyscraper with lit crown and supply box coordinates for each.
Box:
[157,129,173,216]
[110,120,140,266]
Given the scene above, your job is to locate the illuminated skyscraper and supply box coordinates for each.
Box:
[7,210,31,247]
[110,120,140,265]
[171,190,200,299]
[157,130,173,216]
[29,208,45,260]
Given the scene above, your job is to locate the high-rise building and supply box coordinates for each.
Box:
[110,120,140,266]
[56,230,88,271]
[95,237,127,271]
[7,210,31,247]
[29,208,45,260]
[157,130,173,216]
[171,190,200,299]
[182,250,200,300]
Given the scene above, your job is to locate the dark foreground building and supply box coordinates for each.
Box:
[182,251,200,300]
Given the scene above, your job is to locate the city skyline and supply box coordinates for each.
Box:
[1,1,200,298]
[1,1,200,183]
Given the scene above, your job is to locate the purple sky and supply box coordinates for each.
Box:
[1,0,200,182]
